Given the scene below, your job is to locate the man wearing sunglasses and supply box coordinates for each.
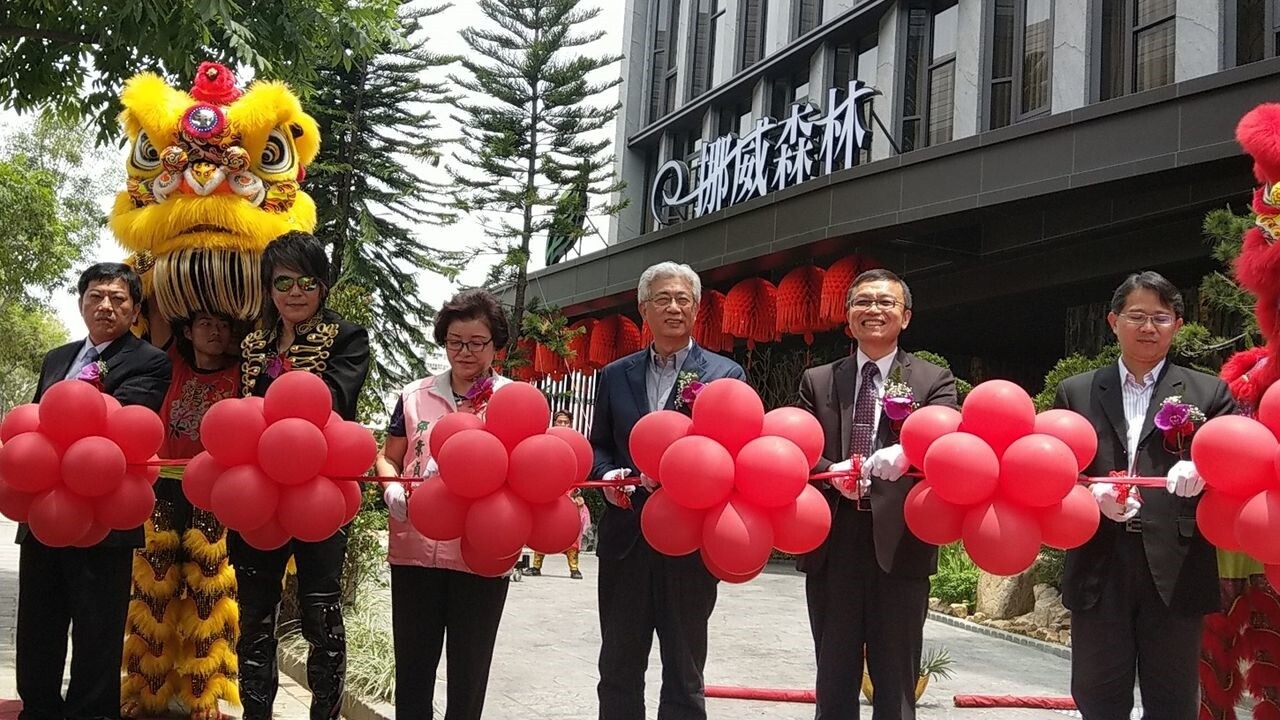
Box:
[1054,271,1234,720]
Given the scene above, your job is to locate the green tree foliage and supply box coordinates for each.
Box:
[0,0,404,142]
[1199,207,1260,347]
[1033,345,1121,411]
[0,303,68,412]
[930,542,978,606]
[910,350,973,402]
[449,0,622,346]
[325,284,387,424]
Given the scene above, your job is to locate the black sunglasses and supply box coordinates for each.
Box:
[273,275,321,293]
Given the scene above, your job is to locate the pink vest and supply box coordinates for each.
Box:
[386,371,512,572]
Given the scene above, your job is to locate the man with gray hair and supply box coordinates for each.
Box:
[589,261,746,720]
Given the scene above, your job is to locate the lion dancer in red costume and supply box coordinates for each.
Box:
[1200,104,1280,720]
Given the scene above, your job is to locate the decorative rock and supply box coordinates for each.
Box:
[928,597,945,612]
[975,569,1036,619]
[949,603,969,618]
[970,612,988,624]
[989,619,1012,631]
[1059,630,1072,645]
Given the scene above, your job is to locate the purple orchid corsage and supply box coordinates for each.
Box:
[674,371,703,410]
[464,375,495,414]
[265,354,292,379]
[76,359,107,389]
[882,370,917,425]
[1154,395,1206,454]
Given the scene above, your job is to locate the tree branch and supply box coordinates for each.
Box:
[0,26,97,45]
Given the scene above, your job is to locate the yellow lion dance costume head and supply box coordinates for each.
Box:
[110,62,320,323]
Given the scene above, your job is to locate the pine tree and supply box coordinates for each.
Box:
[1199,206,1260,346]
[449,0,623,348]
[307,3,465,393]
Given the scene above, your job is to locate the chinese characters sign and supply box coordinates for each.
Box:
[650,81,877,226]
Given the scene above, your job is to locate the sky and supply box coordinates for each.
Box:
[29,0,627,340]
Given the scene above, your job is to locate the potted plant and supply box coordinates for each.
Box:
[861,646,955,702]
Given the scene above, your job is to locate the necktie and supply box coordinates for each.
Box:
[849,361,880,459]
[68,347,100,380]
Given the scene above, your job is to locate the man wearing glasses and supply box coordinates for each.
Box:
[1054,271,1234,719]
[797,268,956,720]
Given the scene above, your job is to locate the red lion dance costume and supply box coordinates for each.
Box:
[1200,104,1280,720]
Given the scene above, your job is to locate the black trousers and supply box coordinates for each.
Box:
[596,539,718,720]
[227,528,348,720]
[805,501,929,720]
[1070,533,1204,720]
[16,540,133,720]
[390,565,510,720]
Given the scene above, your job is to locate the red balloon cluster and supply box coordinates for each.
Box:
[1192,383,1280,583]
[630,379,830,583]
[183,372,376,550]
[900,380,1101,576]
[0,380,163,546]
[407,382,594,577]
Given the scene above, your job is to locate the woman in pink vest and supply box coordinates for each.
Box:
[374,288,513,720]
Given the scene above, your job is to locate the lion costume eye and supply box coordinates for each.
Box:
[260,129,294,174]
[132,131,161,170]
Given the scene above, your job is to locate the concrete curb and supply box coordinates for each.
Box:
[279,646,395,720]
[927,610,1072,660]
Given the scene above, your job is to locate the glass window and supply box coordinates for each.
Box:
[740,0,768,69]
[649,0,684,122]
[1237,0,1267,65]
[793,0,824,40]
[1022,0,1051,114]
[927,2,958,146]
[1097,0,1174,101]
[690,0,726,98]
[989,0,1052,129]
[901,7,929,151]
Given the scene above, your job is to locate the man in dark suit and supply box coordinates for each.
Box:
[16,263,171,720]
[1054,271,1234,720]
[589,261,747,720]
[797,268,957,720]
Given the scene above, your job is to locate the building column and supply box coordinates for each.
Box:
[1175,0,1221,82]
[1051,0,1089,113]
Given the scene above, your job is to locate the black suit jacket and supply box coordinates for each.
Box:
[796,350,958,577]
[589,342,747,562]
[1055,362,1235,615]
[241,309,370,421]
[16,333,172,547]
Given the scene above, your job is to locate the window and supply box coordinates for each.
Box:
[988,0,1052,129]
[901,1,958,151]
[832,32,878,162]
[740,0,768,69]
[719,100,754,136]
[770,67,812,119]
[792,0,823,39]
[1097,0,1175,101]
[690,0,726,98]
[1234,0,1280,65]
[649,0,684,122]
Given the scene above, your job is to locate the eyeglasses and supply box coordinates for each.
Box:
[850,297,904,310]
[1120,311,1176,327]
[444,338,494,353]
[273,275,321,293]
[648,294,694,309]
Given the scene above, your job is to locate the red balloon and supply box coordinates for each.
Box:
[1033,409,1098,472]
[769,484,832,554]
[73,521,111,547]
[998,434,1079,508]
[133,460,160,485]
[923,432,999,507]
[960,380,1035,457]
[702,495,775,576]
[507,434,577,505]
[1236,489,1280,564]
[900,405,963,468]
[527,495,583,554]
[201,398,267,467]
[1261,382,1280,440]
[326,410,342,428]
[438,429,508,499]
[460,540,519,578]
[101,394,122,414]
[903,481,967,546]
[104,405,164,463]
[240,516,291,551]
[27,487,94,547]
[1195,489,1245,552]
[0,432,62,493]
[38,380,107,446]
[691,379,764,456]
[961,500,1042,576]
[210,465,279,531]
[640,488,705,556]
[485,382,550,450]
[182,452,225,510]
[428,412,485,460]
[244,396,266,413]
[734,436,809,508]
[547,426,593,482]
[278,476,346,542]
[659,435,735,510]
[61,436,126,498]
[1,404,41,443]
[407,478,472,540]
[0,483,36,522]
[258,418,327,485]
[339,480,362,524]
[1192,415,1278,497]
[1039,485,1101,550]
[322,421,377,478]
[95,474,155,530]
[1267,563,1280,592]
[629,410,693,480]
[761,407,825,470]
[700,548,766,584]
[464,488,532,558]
[264,370,332,428]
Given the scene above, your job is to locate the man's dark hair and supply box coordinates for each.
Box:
[554,409,574,424]
[260,231,331,325]
[434,289,510,349]
[1110,271,1185,318]
[77,263,143,304]
[173,310,238,368]
[846,268,913,310]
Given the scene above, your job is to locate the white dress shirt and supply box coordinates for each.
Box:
[64,338,114,380]
[855,348,898,440]
[1118,357,1166,473]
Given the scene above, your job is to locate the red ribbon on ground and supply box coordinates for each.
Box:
[952,695,1077,709]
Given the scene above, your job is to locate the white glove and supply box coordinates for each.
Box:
[862,444,909,482]
[384,483,409,523]
[639,473,659,492]
[1165,460,1205,498]
[424,457,439,478]
[828,459,869,501]
[602,468,635,507]
[1091,483,1141,522]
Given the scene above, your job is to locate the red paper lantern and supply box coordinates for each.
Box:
[722,278,779,349]
[820,254,881,326]
[588,315,644,368]
[566,319,596,375]
[693,290,732,352]
[534,342,569,380]
[776,265,830,344]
